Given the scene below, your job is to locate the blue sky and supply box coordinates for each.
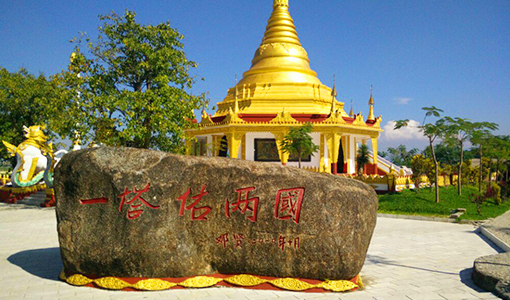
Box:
[1,0,509,151]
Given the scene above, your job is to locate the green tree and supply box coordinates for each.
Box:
[494,136,510,182]
[356,144,370,174]
[395,106,445,203]
[461,160,477,185]
[0,68,69,163]
[55,10,207,153]
[280,123,319,168]
[442,117,476,195]
[485,135,510,186]
[423,142,462,166]
[378,150,388,158]
[470,123,499,192]
[411,154,434,192]
[442,118,497,194]
[386,144,419,167]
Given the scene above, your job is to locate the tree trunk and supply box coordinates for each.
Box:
[479,145,483,193]
[298,155,302,169]
[458,141,463,195]
[496,158,500,182]
[488,157,493,188]
[429,138,440,203]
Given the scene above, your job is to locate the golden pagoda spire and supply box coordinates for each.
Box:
[367,85,375,122]
[349,100,354,118]
[234,74,239,113]
[213,0,346,117]
[240,0,320,85]
[330,75,337,114]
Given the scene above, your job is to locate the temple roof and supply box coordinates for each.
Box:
[213,0,347,118]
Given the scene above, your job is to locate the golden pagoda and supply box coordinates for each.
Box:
[185,0,384,175]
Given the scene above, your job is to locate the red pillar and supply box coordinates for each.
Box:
[331,163,338,174]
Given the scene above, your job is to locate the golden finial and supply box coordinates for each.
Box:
[234,74,239,113]
[369,84,374,105]
[234,75,238,100]
[330,75,337,114]
[274,0,289,8]
[367,85,375,121]
[331,74,337,97]
[349,100,354,118]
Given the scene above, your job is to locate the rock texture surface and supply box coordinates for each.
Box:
[55,147,378,280]
[473,252,510,300]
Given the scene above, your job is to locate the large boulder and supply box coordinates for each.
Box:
[473,253,510,300]
[55,147,377,280]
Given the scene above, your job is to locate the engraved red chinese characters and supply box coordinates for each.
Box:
[225,187,259,222]
[176,184,212,221]
[118,183,160,220]
[79,198,108,205]
[274,187,305,224]
[278,235,300,251]
[215,233,229,248]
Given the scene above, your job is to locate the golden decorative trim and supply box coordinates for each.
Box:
[373,115,382,128]
[0,183,47,194]
[224,107,246,124]
[186,123,382,135]
[60,271,361,292]
[224,274,267,286]
[270,110,297,124]
[353,113,367,126]
[27,157,39,180]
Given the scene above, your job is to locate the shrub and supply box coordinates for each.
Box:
[486,183,502,205]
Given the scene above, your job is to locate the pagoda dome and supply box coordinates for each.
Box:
[214,0,347,118]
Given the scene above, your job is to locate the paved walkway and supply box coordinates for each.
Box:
[0,206,503,300]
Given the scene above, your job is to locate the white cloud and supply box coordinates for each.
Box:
[393,97,412,105]
[382,120,427,141]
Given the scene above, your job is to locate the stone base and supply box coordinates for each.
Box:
[59,271,362,292]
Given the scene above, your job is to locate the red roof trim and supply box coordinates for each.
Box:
[342,117,354,124]
[205,114,372,125]
[238,114,277,122]
[211,116,226,123]
[290,114,329,123]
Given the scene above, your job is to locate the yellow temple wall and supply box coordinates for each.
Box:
[328,174,460,193]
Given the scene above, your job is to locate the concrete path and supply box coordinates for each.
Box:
[482,209,510,251]
[0,206,502,300]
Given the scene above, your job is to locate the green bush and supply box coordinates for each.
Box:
[501,182,510,199]
[486,183,502,205]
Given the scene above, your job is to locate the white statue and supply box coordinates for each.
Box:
[2,125,67,188]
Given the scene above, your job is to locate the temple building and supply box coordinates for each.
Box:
[185,0,384,175]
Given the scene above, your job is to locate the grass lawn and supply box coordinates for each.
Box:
[378,185,510,221]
